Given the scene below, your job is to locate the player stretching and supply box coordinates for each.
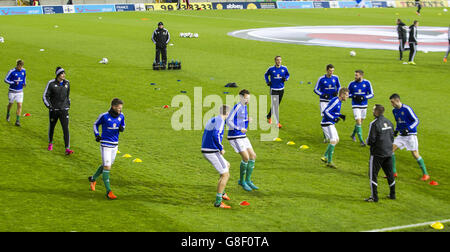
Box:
[444,25,449,63]
[389,94,430,181]
[264,56,290,128]
[4,59,26,126]
[89,98,126,200]
[314,64,341,142]
[348,70,374,147]
[320,88,349,169]
[202,105,232,209]
[227,89,258,191]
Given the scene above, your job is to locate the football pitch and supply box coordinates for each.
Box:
[0,7,449,232]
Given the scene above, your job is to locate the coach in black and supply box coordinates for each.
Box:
[43,67,73,155]
[365,104,395,202]
[396,19,409,60]
[152,21,170,66]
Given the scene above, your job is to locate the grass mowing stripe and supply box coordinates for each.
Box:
[363,219,450,232]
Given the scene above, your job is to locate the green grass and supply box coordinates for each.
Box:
[0,7,449,232]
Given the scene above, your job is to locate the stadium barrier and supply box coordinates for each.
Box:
[0,1,405,16]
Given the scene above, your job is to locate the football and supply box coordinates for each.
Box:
[350,50,356,56]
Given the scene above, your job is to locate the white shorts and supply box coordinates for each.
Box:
[394,135,419,151]
[228,137,253,153]
[8,92,23,103]
[353,108,367,120]
[203,152,229,175]
[322,124,339,142]
[101,145,118,167]
[320,102,328,116]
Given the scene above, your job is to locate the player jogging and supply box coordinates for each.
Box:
[415,0,422,16]
[320,88,349,169]
[202,105,232,209]
[43,67,73,155]
[396,19,409,61]
[348,70,374,147]
[406,21,419,65]
[314,64,341,142]
[264,56,290,128]
[89,98,126,200]
[365,104,396,203]
[389,94,430,181]
[4,59,26,127]
[444,25,449,63]
[227,89,258,191]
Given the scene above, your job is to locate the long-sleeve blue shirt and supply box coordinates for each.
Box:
[314,74,341,102]
[264,65,290,90]
[227,102,248,139]
[4,68,26,92]
[392,104,419,134]
[321,97,342,125]
[201,115,225,152]
[94,111,125,147]
[347,79,374,108]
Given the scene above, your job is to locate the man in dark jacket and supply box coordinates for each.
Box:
[406,20,419,65]
[396,19,409,60]
[43,67,73,155]
[152,22,170,66]
[365,104,395,202]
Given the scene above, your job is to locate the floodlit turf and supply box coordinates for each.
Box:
[0,7,449,232]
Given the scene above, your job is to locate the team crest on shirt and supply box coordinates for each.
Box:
[281,69,285,72]
[328,85,332,88]
[113,123,116,128]
[118,118,122,121]
[363,84,366,88]
[401,112,404,115]
[108,118,111,121]
[324,81,327,84]
[332,79,335,83]
[358,89,361,93]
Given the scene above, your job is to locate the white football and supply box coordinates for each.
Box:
[0,37,4,43]
[444,8,448,12]
[423,50,428,54]
[350,51,356,57]
[100,58,108,64]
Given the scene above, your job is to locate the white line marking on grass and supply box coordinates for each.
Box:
[159,12,299,26]
[363,219,450,232]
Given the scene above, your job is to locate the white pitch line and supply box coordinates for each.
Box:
[363,219,450,232]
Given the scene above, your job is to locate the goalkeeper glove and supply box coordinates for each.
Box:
[96,135,101,142]
[338,114,346,121]
[333,117,340,123]
[281,77,286,82]
[119,126,124,132]
[400,129,409,136]
[333,91,338,97]
[267,81,271,86]
[394,130,399,137]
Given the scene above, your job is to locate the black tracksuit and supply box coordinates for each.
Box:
[43,79,71,148]
[367,115,396,201]
[409,24,418,62]
[152,28,170,65]
[397,22,409,60]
